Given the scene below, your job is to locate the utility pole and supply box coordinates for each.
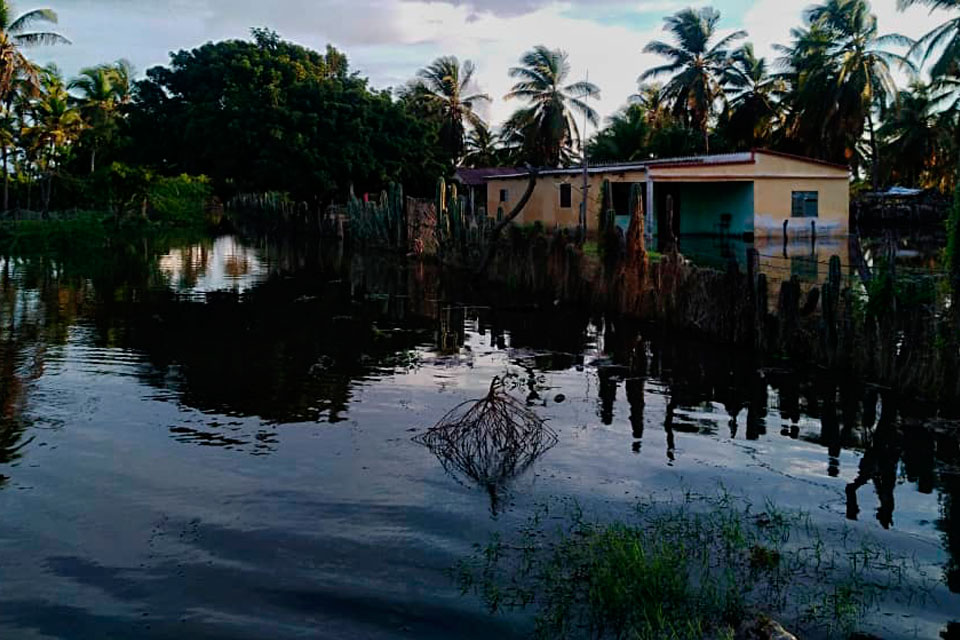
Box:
[579,71,591,242]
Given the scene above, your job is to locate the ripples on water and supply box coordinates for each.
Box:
[0,236,958,639]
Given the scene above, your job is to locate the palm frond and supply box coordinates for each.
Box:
[8,8,58,33]
[709,30,748,55]
[639,63,684,80]
[462,92,491,105]
[567,97,599,127]
[12,32,70,47]
[642,40,689,61]
[564,80,600,99]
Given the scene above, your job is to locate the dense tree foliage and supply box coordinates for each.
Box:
[587,103,700,163]
[124,29,445,202]
[463,121,505,167]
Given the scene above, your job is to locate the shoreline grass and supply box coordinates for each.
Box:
[454,490,932,640]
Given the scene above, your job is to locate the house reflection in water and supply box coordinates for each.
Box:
[679,234,854,299]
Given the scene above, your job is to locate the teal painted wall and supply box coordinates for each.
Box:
[675,182,754,236]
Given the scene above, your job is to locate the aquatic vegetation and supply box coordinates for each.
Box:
[414,376,558,512]
[455,491,929,639]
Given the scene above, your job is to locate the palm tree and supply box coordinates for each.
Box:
[898,0,959,183]
[775,25,848,159]
[640,7,746,153]
[462,121,500,167]
[23,66,82,211]
[0,2,67,98]
[587,104,652,163]
[503,45,600,167]
[629,82,672,129]
[878,82,956,189]
[413,56,490,164]
[0,1,68,210]
[719,44,783,149]
[69,60,133,173]
[0,67,29,210]
[806,0,915,188]
[898,0,959,80]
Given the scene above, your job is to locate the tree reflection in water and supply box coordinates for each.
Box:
[0,233,958,609]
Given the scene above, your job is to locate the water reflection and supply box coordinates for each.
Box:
[1,233,958,637]
[157,236,266,293]
[680,235,854,289]
[680,232,951,301]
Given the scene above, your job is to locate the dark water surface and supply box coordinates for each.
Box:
[1,234,959,639]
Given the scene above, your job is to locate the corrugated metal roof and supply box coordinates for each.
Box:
[482,150,848,181]
[486,152,755,180]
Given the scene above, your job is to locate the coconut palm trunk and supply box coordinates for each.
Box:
[2,143,8,212]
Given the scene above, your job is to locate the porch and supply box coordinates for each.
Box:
[645,180,755,249]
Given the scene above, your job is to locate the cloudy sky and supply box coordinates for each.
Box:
[30,0,953,127]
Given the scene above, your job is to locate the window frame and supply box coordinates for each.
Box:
[791,191,819,218]
[559,183,572,208]
[499,188,509,203]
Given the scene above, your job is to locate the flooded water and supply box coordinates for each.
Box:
[1,233,958,639]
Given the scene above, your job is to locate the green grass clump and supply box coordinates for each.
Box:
[0,212,111,253]
[454,491,927,640]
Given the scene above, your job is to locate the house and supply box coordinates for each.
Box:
[453,167,523,218]
[483,150,851,245]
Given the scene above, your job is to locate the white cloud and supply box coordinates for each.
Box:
[381,2,666,126]
[27,0,957,130]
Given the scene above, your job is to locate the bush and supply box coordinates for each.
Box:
[147,174,213,225]
[91,163,213,227]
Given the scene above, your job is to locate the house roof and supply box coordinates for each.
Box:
[453,167,524,186]
[483,150,848,181]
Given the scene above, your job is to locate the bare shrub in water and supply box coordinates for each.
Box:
[414,377,558,509]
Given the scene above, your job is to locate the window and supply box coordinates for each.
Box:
[559,183,572,208]
[791,191,819,218]
[499,188,509,203]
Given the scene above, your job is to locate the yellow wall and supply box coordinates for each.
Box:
[754,152,850,178]
[485,152,851,237]
[753,178,850,238]
[486,169,647,232]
